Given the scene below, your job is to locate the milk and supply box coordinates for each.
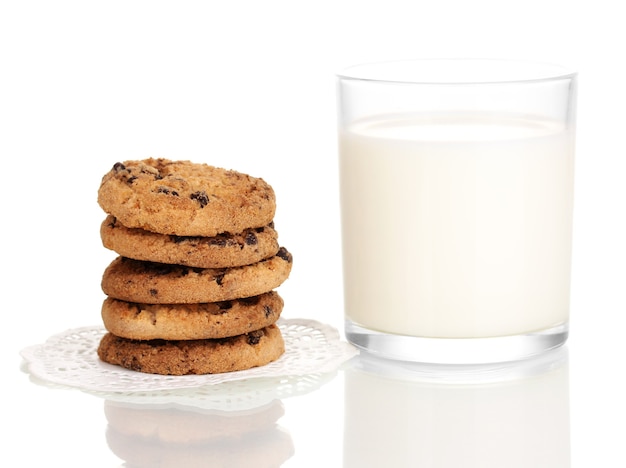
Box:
[339,113,575,338]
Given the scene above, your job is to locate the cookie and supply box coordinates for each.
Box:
[101,215,280,268]
[101,248,293,304]
[101,291,284,340]
[97,324,285,375]
[97,158,276,237]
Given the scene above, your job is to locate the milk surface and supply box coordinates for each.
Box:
[339,113,575,338]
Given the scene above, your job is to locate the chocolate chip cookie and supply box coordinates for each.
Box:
[98,158,276,237]
[101,215,280,268]
[101,291,283,340]
[101,248,293,304]
[97,324,285,375]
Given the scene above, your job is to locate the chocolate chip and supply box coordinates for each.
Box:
[112,162,126,172]
[264,305,273,318]
[214,271,225,285]
[127,175,137,184]
[149,288,158,296]
[247,330,264,345]
[276,247,293,263]
[190,191,209,208]
[245,232,258,246]
[208,236,228,247]
[157,186,179,196]
[129,357,142,371]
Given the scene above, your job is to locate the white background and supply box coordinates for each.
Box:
[2,0,625,466]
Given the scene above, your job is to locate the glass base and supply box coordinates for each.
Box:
[345,320,569,365]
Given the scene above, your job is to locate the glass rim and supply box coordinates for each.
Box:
[337,58,577,85]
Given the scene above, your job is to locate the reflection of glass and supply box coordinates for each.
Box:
[104,399,293,467]
[344,348,570,467]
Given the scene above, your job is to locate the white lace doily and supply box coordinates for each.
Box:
[20,319,358,410]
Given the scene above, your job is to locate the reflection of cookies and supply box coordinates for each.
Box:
[104,400,286,443]
[101,291,283,340]
[106,424,294,468]
[104,399,294,467]
[97,324,284,375]
[100,215,280,268]
[101,248,293,304]
[98,158,276,237]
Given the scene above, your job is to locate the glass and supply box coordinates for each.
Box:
[337,59,577,364]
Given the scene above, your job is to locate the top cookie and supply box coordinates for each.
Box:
[98,158,276,237]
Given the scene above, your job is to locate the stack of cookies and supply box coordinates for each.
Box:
[95,158,293,375]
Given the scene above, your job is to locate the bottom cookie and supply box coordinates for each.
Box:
[97,324,284,375]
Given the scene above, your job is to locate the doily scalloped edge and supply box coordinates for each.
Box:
[20,318,359,394]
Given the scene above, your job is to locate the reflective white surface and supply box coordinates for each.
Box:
[345,349,571,467]
[9,340,626,467]
[3,0,626,466]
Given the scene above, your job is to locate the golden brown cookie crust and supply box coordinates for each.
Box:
[97,158,276,237]
[101,248,293,304]
[100,215,280,268]
[97,324,285,375]
[101,291,284,340]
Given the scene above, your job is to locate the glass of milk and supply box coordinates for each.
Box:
[337,59,577,364]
